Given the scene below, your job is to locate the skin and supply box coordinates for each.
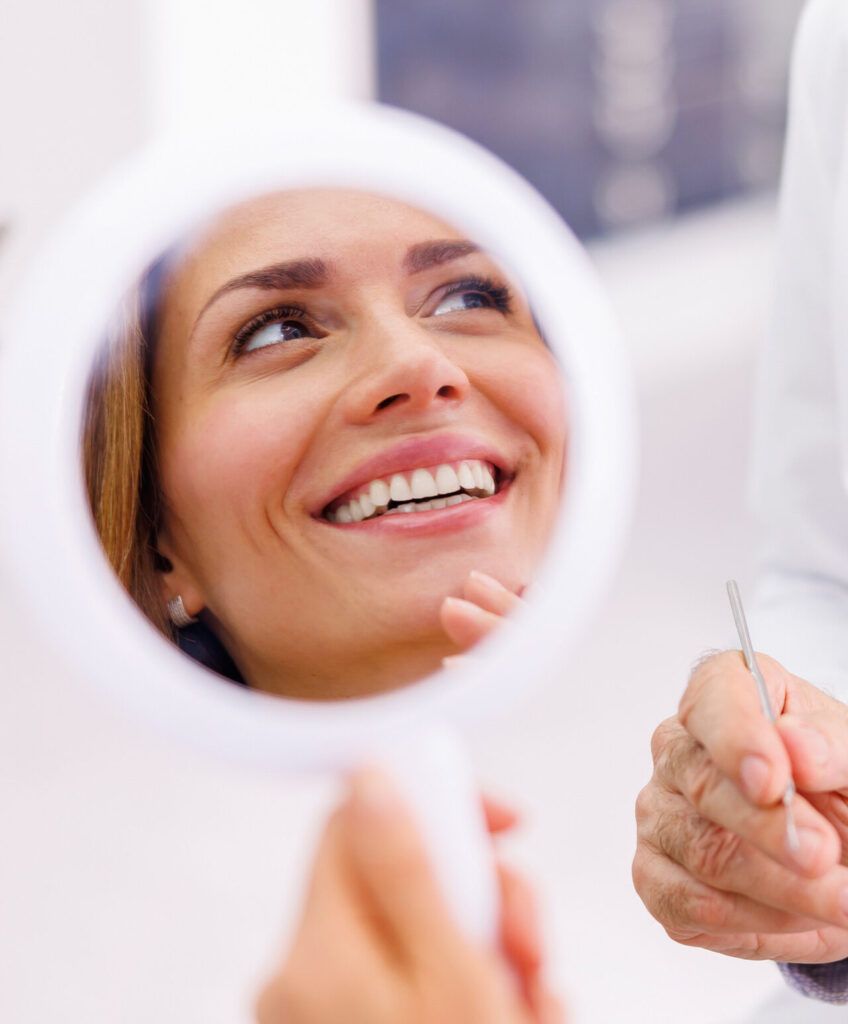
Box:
[634,650,848,962]
[256,768,565,1024]
[152,189,566,699]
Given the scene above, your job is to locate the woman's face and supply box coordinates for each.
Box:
[152,189,566,698]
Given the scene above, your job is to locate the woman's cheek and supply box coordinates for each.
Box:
[488,347,567,453]
[162,393,309,518]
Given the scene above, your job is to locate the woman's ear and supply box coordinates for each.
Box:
[154,528,206,620]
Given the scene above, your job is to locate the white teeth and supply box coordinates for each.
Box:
[390,474,413,502]
[457,462,477,491]
[411,468,437,499]
[435,464,460,495]
[328,458,500,523]
[370,479,390,508]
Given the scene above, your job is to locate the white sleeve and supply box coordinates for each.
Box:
[749,0,848,701]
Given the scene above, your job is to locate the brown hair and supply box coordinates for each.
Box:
[82,287,172,638]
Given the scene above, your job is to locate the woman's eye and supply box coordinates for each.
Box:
[242,319,311,353]
[432,289,495,316]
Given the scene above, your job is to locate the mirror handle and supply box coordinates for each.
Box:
[376,724,499,947]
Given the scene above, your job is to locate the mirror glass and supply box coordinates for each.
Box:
[82,186,568,702]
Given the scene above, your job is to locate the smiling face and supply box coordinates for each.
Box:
[150,189,566,699]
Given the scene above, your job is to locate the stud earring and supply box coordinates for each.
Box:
[167,595,198,628]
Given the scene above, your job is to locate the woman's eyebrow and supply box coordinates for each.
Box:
[191,257,330,333]
[403,240,480,274]
[189,242,480,336]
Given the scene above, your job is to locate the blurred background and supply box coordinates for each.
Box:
[2,2,840,1022]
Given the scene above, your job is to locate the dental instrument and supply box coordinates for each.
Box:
[726,579,799,853]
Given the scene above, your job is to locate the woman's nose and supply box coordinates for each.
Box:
[342,327,471,423]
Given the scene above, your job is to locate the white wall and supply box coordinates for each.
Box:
[0,0,374,314]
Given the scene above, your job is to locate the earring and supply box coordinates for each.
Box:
[167,595,198,628]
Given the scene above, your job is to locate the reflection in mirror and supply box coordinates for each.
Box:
[83,188,567,701]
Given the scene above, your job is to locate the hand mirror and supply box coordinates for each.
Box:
[0,103,635,943]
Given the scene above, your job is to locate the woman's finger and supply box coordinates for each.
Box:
[462,571,523,617]
[498,862,543,980]
[440,597,503,650]
[482,794,520,835]
[527,977,568,1024]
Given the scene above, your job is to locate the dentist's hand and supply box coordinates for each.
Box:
[634,651,848,963]
[256,770,564,1024]
[440,571,523,653]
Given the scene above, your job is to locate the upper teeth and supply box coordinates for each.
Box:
[327,460,497,523]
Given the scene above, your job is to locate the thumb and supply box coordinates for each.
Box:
[778,704,848,792]
[343,767,468,969]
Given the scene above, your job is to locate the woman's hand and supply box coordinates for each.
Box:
[256,770,564,1024]
[633,651,848,963]
[440,571,523,653]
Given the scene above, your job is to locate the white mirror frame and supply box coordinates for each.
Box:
[0,102,636,772]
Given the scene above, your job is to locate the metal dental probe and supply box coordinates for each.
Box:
[726,580,800,853]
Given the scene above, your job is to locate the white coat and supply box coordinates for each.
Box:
[751,0,848,701]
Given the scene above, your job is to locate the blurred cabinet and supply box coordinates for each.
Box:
[377,0,805,237]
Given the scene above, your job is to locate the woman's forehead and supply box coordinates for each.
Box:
[185,188,462,272]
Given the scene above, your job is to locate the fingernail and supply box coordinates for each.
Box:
[792,827,821,871]
[739,754,771,802]
[469,570,506,591]
[797,724,829,766]
[349,768,402,818]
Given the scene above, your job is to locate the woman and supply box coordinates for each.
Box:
[83,186,568,1019]
[85,187,567,699]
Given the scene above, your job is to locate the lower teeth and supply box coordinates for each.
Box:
[382,492,477,517]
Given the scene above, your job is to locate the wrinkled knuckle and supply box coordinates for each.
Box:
[650,878,697,930]
[694,890,733,931]
[685,757,720,816]
[634,784,656,825]
[654,731,703,795]
[689,821,743,886]
[650,716,680,762]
